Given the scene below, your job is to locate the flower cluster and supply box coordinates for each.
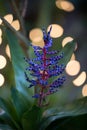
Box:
[25,27,65,105]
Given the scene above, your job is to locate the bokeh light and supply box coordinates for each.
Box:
[82,84,87,97]
[62,36,73,47]
[29,28,43,43]
[70,53,75,60]
[0,74,5,87]
[32,39,44,48]
[0,55,7,69]
[11,20,20,31]
[65,60,80,76]
[56,0,75,12]
[0,29,2,37]
[0,37,2,45]
[0,18,2,25]
[47,24,64,38]
[62,36,77,50]
[4,14,13,24]
[73,71,86,86]
[5,44,11,59]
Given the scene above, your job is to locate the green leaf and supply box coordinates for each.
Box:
[11,87,31,118]
[4,28,33,102]
[39,97,87,130]
[59,40,76,65]
[0,97,21,130]
[0,124,13,130]
[0,86,11,99]
[0,113,17,129]
[46,114,87,130]
[22,105,42,130]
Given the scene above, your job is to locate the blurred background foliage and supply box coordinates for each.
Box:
[0,0,87,130]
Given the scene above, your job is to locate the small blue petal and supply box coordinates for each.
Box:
[32,94,40,98]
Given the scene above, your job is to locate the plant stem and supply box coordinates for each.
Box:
[10,0,27,36]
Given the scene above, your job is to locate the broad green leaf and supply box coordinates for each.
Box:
[39,97,87,130]
[0,124,13,130]
[0,86,11,99]
[46,114,87,130]
[0,97,21,130]
[59,40,76,65]
[11,87,31,118]
[0,113,16,129]
[22,105,42,130]
[4,28,33,102]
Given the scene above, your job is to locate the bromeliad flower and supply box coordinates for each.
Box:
[25,27,66,106]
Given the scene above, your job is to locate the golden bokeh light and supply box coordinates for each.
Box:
[62,36,77,50]
[47,24,64,38]
[0,37,2,45]
[0,74,5,87]
[56,0,75,12]
[62,36,73,47]
[0,55,7,69]
[65,60,80,76]
[5,45,11,59]
[29,28,43,43]
[82,84,87,97]
[11,20,20,31]
[55,0,61,9]
[70,53,75,60]
[0,18,2,25]
[73,71,86,86]
[4,14,13,24]
[0,29,2,37]
[32,39,44,48]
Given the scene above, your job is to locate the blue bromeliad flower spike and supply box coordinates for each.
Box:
[25,27,66,106]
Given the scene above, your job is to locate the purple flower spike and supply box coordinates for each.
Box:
[25,27,65,106]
